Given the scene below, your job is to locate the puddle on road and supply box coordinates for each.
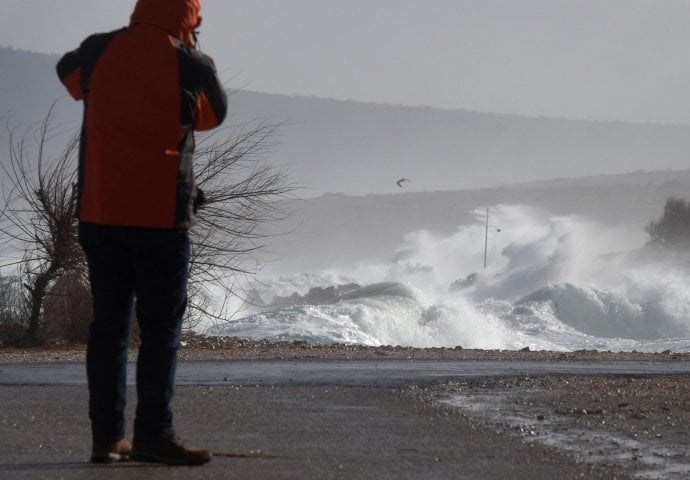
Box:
[439,392,690,480]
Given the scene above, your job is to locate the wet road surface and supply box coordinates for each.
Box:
[1,359,687,479]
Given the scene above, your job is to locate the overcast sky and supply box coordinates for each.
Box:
[2,0,690,124]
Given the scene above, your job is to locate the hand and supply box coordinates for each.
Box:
[193,187,206,214]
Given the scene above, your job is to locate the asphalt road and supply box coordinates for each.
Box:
[1,359,687,479]
[2,358,687,387]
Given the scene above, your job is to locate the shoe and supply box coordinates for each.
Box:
[131,436,212,465]
[90,438,132,463]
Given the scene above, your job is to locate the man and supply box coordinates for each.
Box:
[56,0,227,466]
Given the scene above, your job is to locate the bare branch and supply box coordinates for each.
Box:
[0,106,83,345]
[1,107,295,344]
[188,118,296,321]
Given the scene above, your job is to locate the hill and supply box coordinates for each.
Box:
[262,169,690,274]
[2,46,690,197]
[227,91,690,196]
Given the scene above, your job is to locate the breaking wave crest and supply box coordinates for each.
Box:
[209,205,690,352]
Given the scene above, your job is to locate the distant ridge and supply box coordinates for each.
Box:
[264,168,690,273]
[3,46,690,196]
[500,168,690,190]
[0,48,67,125]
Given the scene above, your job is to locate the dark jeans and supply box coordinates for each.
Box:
[79,222,190,443]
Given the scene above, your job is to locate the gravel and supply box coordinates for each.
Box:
[1,333,689,363]
[434,375,690,479]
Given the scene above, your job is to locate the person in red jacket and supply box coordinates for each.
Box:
[57,0,226,465]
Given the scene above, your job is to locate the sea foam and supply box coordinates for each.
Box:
[209,204,690,352]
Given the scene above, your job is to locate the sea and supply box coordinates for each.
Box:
[204,204,690,353]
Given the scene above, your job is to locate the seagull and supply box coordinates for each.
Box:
[396,178,411,188]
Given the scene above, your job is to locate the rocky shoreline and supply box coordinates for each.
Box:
[1,333,689,363]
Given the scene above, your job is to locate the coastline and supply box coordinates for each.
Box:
[1,333,688,363]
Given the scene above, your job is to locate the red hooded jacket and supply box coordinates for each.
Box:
[56,0,227,229]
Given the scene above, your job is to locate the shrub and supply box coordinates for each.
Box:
[646,197,690,251]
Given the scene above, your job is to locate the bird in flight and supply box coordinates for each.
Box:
[396,178,411,188]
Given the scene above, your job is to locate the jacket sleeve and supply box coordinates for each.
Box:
[194,56,228,131]
[56,48,84,101]
[56,31,123,102]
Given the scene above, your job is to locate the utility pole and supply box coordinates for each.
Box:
[483,208,500,269]
[484,208,489,269]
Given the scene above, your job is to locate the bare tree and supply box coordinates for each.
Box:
[189,119,294,325]
[0,274,25,345]
[0,109,294,344]
[0,108,84,346]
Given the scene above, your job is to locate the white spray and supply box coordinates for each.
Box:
[210,204,690,352]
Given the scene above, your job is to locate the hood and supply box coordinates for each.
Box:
[130,0,201,46]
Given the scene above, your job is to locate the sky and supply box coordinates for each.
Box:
[1,0,690,125]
